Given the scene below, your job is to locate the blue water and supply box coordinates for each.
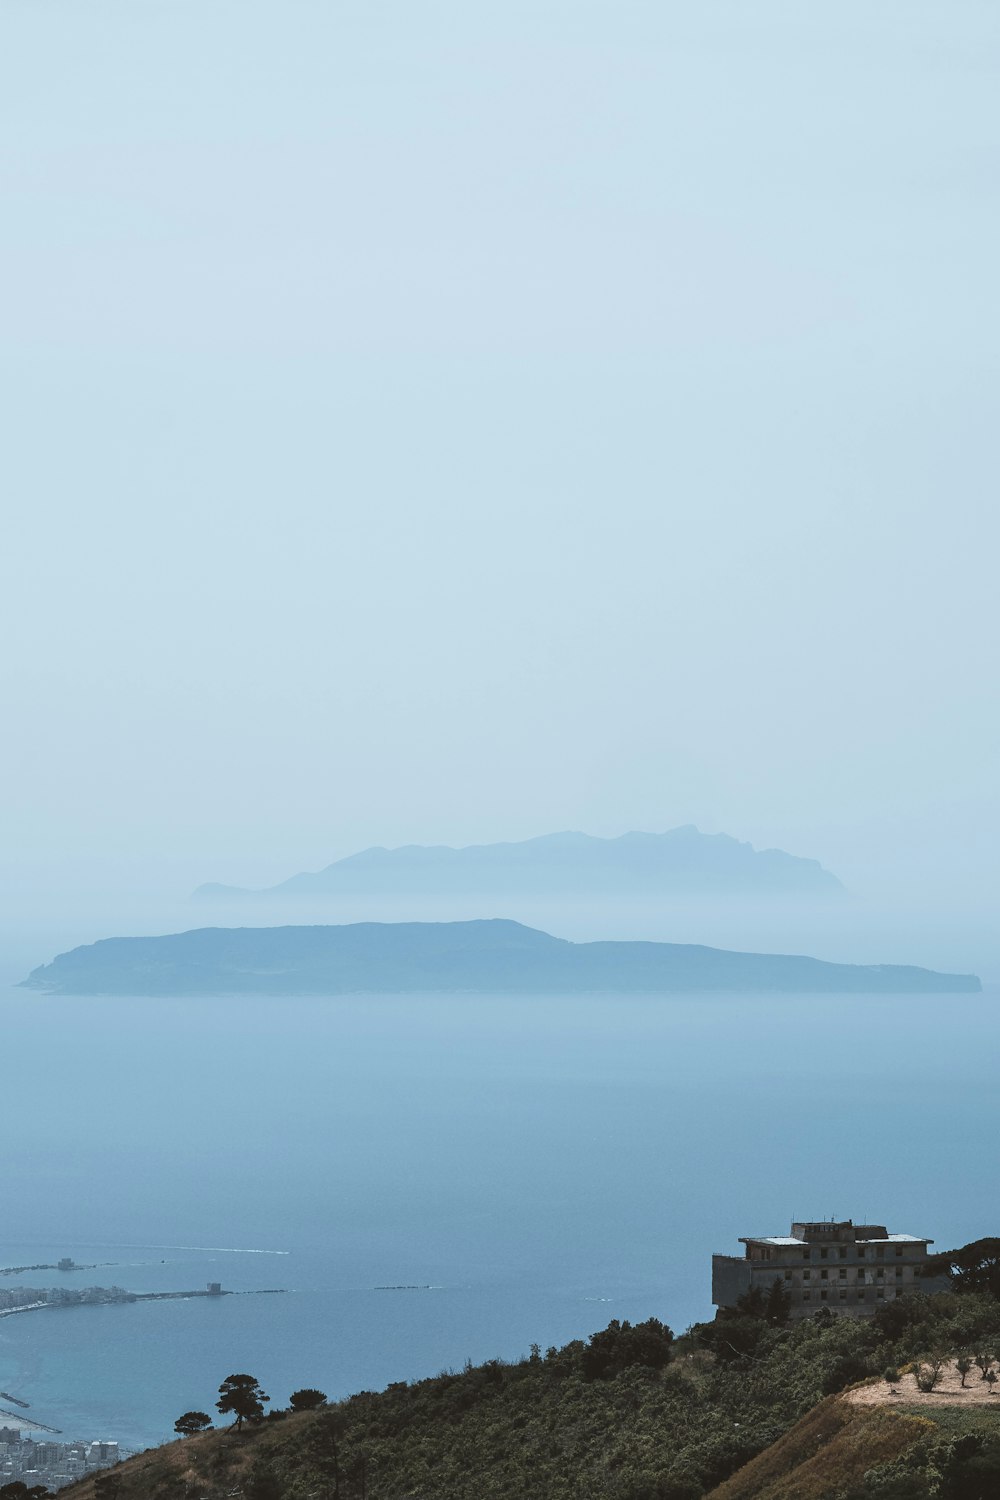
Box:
[1,989,997,1448]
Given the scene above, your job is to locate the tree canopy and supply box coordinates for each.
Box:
[174,1410,213,1436]
[289,1388,328,1412]
[925,1238,1000,1297]
[580,1317,674,1380]
[216,1373,269,1429]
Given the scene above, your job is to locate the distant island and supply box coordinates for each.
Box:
[21,919,979,996]
[193,827,845,901]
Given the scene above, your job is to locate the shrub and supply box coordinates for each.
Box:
[913,1355,946,1393]
[582,1318,675,1380]
[289,1388,328,1412]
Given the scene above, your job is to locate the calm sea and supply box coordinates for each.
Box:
[1,987,997,1449]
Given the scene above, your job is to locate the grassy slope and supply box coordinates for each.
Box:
[705,1397,932,1500]
[58,1398,981,1500]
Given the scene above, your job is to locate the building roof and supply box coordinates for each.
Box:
[741,1232,931,1247]
[860,1233,930,1244]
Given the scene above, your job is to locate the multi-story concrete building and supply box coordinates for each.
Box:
[712,1217,950,1320]
[0,1434,127,1490]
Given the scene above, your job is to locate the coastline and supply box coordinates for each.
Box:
[0,1404,62,1436]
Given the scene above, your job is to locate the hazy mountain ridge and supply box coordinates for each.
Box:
[194,827,845,901]
[21,918,978,996]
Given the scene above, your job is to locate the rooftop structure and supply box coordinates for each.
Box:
[712,1217,950,1320]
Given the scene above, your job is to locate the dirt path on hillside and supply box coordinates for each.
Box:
[847,1359,1000,1409]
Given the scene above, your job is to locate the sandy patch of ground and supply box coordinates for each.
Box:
[847,1360,1000,1409]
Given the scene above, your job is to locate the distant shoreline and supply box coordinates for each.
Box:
[0,1301,49,1319]
[0,1404,62,1435]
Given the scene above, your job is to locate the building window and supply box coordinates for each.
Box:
[821,1290,828,1300]
[839,1269,847,1280]
[856,1291,865,1300]
[802,1291,810,1301]
[876,1270,884,1281]
[876,1247,885,1259]
[839,1247,848,1259]
[895,1247,903,1257]
[895,1289,903,1297]
[895,1268,903,1279]
[784,1271,792,1281]
[802,1250,811,1261]
[857,1270,865,1280]
[821,1269,828,1280]
[877,1290,885,1299]
[820,1248,829,1259]
[804,1270,811,1280]
[839,1290,847,1300]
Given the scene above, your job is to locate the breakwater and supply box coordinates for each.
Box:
[0,1405,62,1434]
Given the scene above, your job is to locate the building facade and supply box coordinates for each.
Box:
[712,1218,950,1320]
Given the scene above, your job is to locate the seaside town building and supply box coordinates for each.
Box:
[712,1217,950,1320]
[0,1431,124,1490]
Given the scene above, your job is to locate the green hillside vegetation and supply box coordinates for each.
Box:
[50,1275,1000,1500]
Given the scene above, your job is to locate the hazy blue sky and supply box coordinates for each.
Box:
[2,2,996,923]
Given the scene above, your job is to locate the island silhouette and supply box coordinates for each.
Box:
[21,919,978,996]
[193,828,845,902]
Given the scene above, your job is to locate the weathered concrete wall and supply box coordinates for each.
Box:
[748,1260,951,1320]
[712,1254,751,1308]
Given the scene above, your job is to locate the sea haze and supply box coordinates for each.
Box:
[1,987,998,1448]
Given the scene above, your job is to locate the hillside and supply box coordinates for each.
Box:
[704,1399,935,1500]
[193,827,845,901]
[19,919,980,997]
[56,1288,1000,1500]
